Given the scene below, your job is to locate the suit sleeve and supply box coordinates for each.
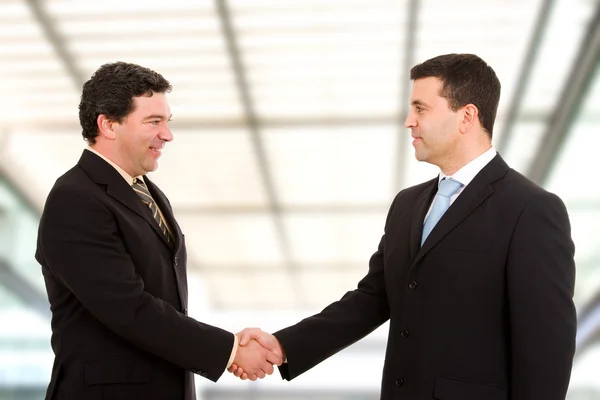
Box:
[37,185,234,382]
[274,195,398,380]
[506,191,577,399]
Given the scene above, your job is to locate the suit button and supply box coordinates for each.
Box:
[408,281,418,289]
[174,257,178,266]
[395,378,404,387]
[183,308,188,315]
[400,329,409,338]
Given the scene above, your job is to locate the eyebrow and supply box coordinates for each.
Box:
[144,114,173,120]
[411,100,429,108]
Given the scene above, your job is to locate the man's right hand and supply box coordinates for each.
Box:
[229,328,285,380]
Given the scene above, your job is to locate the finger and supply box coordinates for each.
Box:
[263,363,274,376]
[266,351,283,366]
[238,328,261,346]
[248,373,258,381]
[234,368,244,378]
[239,333,250,346]
[241,372,248,380]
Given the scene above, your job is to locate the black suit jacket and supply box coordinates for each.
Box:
[274,155,577,400]
[36,150,233,400]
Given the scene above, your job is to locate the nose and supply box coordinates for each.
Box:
[404,110,416,129]
[159,125,173,142]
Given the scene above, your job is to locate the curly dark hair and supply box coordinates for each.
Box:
[78,62,172,144]
[410,54,501,138]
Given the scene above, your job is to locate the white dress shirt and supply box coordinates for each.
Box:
[424,146,497,221]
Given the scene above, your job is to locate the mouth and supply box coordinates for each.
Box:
[149,146,163,156]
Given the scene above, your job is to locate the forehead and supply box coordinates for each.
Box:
[410,77,444,99]
[131,92,170,116]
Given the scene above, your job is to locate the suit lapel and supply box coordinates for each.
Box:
[78,150,173,250]
[409,178,438,261]
[412,154,510,266]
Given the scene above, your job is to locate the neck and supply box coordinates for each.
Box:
[439,142,492,176]
[89,142,136,177]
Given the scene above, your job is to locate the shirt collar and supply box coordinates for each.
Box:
[85,147,143,186]
[439,146,497,186]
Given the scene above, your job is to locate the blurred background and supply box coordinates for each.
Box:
[1,0,599,398]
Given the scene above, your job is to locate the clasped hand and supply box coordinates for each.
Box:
[229,328,285,381]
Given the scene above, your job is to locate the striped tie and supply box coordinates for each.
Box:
[132,178,172,243]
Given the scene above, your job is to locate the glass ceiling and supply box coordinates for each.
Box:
[0,0,597,312]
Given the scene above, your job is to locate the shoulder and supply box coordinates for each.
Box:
[42,165,107,217]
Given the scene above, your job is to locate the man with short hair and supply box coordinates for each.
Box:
[36,62,281,400]
[232,53,577,400]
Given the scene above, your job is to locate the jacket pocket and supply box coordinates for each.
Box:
[434,375,507,400]
[84,358,151,386]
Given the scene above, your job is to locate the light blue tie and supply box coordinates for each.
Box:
[421,178,463,246]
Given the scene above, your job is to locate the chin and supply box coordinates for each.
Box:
[414,152,426,162]
[143,161,159,173]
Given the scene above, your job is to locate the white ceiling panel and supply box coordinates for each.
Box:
[235,0,405,118]
[150,130,267,207]
[0,9,77,128]
[285,213,385,265]
[3,131,85,206]
[519,0,594,114]
[0,0,30,20]
[264,126,396,205]
[46,0,214,15]
[298,270,367,309]
[545,122,600,202]
[56,15,219,36]
[68,37,225,57]
[179,213,284,266]
[48,0,243,121]
[202,270,297,309]
[498,120,546,175]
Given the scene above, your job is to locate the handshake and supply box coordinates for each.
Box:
[228,327,285,381]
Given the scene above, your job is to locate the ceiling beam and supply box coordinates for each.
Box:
[526,3,600,184]
[214,0,301,300]
[496,0,555,154]
[25,0,84,89]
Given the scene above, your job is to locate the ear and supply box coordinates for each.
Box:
[459,104,479,134]
[97,114,117,140]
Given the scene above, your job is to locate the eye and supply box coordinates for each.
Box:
[149,120,160,125]
[416,106,424,113]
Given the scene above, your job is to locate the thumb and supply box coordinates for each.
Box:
[237,327,262,346]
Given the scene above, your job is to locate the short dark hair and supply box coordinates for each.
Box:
[410,53,501,138]
[79,62,172,144]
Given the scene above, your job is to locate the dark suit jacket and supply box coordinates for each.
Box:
[36,150,233,400]
[274,155,577,400]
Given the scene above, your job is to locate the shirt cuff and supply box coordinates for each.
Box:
[226,334,239,370]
